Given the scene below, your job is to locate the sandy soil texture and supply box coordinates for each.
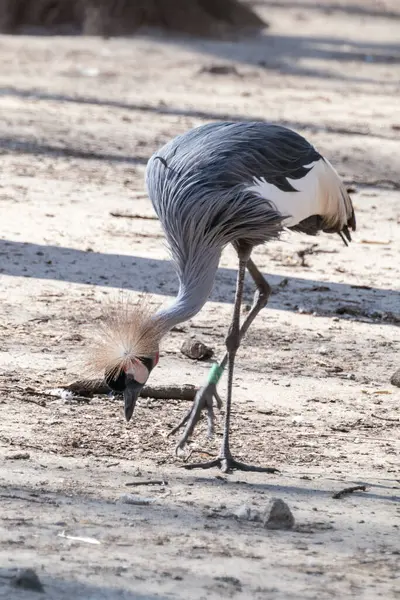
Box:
[0,1,399,598]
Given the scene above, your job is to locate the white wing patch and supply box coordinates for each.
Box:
[245,158,348,229]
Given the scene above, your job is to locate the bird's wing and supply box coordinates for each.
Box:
[240,126,355,235]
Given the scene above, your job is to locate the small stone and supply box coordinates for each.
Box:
[200,64,240,76]
[5,452,30,460]
[118,494,155,505]
[263,498,295,530]
[11,568,44,593]
[214,575,242,590]
[180,338,214,360]
[390,368,400,388]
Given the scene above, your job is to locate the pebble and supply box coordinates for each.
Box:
[5,452,30,460]
[390,368,400,387]
[180,338,214,360]
[214,575,242,590]
[118,494,156,505]
[11,568,44,593]
[200,64,240,76]
[263,498,295,530]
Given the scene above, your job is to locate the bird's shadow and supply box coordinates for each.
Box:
[1,239,398,325]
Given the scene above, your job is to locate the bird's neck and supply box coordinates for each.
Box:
[155,246,221,332]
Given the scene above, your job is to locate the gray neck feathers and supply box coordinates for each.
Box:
[155,246,221,331]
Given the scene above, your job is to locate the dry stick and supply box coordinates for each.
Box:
[63,380,197,401]
[0,493,56,505]
[332,485,367,499]
[363,179,400,190]
[125,480,167,487]
[371,413,400,422]
[20,397,47,407]
[0,385,51,399]
[110,211,158,220]
[0,388,47,408]
[184,448,215,462]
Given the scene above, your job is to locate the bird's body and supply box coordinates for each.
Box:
[145,121,354,332]
[146,122,285,330]
[91,121,355,472]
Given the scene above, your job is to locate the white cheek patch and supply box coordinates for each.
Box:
[124,359,149,385]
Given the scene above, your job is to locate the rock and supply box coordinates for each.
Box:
[214,575,242,591]
[199,64,240,76]
[180,338,214,360]
[390,368,400,387]
[118,494,155,505]
[11,568,44,593]
[5,452,30,460]
[263,498,295,530]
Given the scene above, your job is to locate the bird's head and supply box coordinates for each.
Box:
[105,352,159,421]
[84,297,163,422]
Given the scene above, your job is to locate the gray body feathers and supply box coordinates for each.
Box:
[145,121,355,329]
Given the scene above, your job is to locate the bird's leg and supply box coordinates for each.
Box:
[170,257,272,447]
[177,250,279,474]
[218,251,248,471]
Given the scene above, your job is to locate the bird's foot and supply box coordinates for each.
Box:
[182,452,279,475]
[168,382,222,450]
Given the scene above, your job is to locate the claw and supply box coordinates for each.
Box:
[167,409,191,438]
[214,389,223,410]
[169,382,222,451]
[182,455,280,474]
[206,403,215,438]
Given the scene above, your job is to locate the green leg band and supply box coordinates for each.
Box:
[207,363,224,385]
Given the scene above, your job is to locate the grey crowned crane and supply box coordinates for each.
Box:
[89,121,355,473]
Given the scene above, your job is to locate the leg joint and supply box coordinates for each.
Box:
[255,281,271,307]
[225,325,240,354]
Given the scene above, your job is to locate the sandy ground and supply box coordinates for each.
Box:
[0,0,400,598]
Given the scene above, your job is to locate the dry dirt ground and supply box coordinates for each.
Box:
[0,1,399,598]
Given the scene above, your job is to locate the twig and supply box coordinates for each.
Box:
[362,179,400,190]
[21,397,47,407]
[372,413,400,422]
[125,480,167,487]
[184,449,215,462]
[0,387,47,408]
[58,531,100,545]
[0,493,57,505]
[332,485,367,499]
[109,211,157,220]
[63,380,197,401]
[135,232,163,239]
[0,385,50,399]
[297,244,319,267]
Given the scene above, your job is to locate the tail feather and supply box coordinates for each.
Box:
[318,158,356,233]
[290,158,356,241]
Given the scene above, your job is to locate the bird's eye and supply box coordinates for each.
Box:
[105,370,126,392]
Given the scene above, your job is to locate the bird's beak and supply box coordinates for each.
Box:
[123,378,144,422]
